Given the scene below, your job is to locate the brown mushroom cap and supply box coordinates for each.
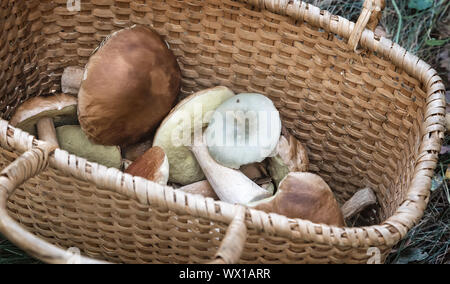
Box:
[10,93,78,136]
[78,25,181,147]
[250,172,345,226]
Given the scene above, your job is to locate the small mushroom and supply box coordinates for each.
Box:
[56,125,122,169]
[205,93,282,169]
[78,25,181,147]
[10,93,78,148]
[190,133,272,204]
[153,86,235,185]
[248,172,345,226]
[268,130,309,187]
[125,146,169,185]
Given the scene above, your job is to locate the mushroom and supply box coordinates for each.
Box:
[248,172,345,226]
[125,146,169,185]
[78,25,181,147]
[10,93,78,148]
[268,129,309,187]
[153,86,235,185]
[205,93,282,169]
[56,125,123,169]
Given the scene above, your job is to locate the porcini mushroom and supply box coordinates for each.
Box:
[78,25,181,147]
[10,93,78,148]
[153,86,235,185]
[205,93,282,169]
[248,172,345,226]
[125,146,169,185]
[268,130,309,187]
[56,125,122,169]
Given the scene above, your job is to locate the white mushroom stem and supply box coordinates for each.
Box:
[36,117,59,148]
[190,133,272,205]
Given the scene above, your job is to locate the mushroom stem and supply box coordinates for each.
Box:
[36,117,59,148]
[190,133,272,205]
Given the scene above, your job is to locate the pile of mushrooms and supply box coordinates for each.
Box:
[10,24,378,227]
[10,94,123,169]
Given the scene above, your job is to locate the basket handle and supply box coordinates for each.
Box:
[348,0,385,50]
[209,205,247,264]
[0,144,106,264]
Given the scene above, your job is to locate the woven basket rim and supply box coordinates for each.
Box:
[0,0,446,251]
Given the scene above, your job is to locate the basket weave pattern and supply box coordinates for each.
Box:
[0,0,446,263]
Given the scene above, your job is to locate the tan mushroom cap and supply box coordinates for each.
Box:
[10,93,78,136]
[78,25,181,147]
[250,172,345,226]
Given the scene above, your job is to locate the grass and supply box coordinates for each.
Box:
[0,234,40,264]
[0,0,449,264]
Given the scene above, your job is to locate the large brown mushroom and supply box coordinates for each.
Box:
[78,25,181,147]
[248,172,345,226]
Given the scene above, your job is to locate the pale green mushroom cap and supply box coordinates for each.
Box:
[205,93,282,169]
[57,125,122,169]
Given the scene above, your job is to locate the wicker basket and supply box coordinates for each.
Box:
[0,0,446,264]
